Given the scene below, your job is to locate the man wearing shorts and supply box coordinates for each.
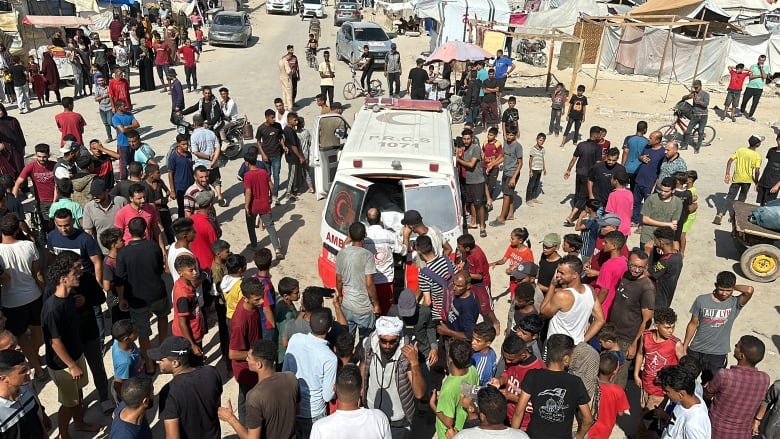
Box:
[42,254,101,436]
[456,129,487,237]
[493,49,515,100]
[115,217,170,375]
[0,213,45,379]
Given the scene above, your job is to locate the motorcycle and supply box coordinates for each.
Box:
[220,117,246,160]
[514,39,547,67]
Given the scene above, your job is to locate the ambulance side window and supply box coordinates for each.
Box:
[325,181,366,236]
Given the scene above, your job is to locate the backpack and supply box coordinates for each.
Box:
[420,257,456,322]
[749,199,780,231]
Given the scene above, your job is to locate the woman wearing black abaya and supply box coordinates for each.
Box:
[40,52,61,103]
[0,103,27,176]
[137,42,156,92]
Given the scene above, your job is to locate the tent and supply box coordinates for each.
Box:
[22,15,93,28]
[414,0,511,44]
[713,0,770,18]
[628,0,731,22]
[524,0,628,34]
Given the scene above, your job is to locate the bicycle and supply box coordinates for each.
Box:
[306,48,317,69]
[657,101,716,147]
[343,65,383,100]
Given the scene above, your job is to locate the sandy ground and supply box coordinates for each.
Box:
[15,1,780,437]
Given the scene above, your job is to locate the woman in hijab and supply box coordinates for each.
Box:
[164,18,179,65]
[137,42,156,92]
[40,51,61,103]
[0,103,27,176]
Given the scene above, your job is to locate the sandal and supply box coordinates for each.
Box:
[563,220,575,227]
[275,251,285,261]
[479,230,487,238]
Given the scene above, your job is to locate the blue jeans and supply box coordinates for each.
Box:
[683,114,707,151]
[632,183,653,225]
[99,109,113,140]
[342,307,375,345]
[264,156,282,198]
[237,382,254,424]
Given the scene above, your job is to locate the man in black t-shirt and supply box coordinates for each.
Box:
[511,333,592,438]
[255,109,286,205]
[282,112,306,200]
[42,254,101,436]
[561,84,588,148]
[587,147,625,205]
[357,45,375,92]
[648,226,683,309]
[481,69,500,127]
[9,56,30,113]
[563,125,602,226]
[154,336,223,439]
[406,58,430,100]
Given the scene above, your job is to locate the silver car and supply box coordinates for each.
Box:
[334,2,360,26]
[208,11,253,47]
[335,22,392,66]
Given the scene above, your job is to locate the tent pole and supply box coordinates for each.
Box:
[570,34,584,97]
[546,39,553,90]
[692,22,708,83]
[592,23,605,90]
[657,25,672,82]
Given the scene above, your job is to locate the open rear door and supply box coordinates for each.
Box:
[318,174,373,287]
[312,113,350,200]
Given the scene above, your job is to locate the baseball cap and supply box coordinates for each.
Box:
[509,261,539,280]
[540,233,561,247]
[89,179,106,197]
[148,336,191,361]
[396,288,417,317]
[194,190,215,208]
[597,213,622,228]
[390,42,397,49]
[400,210,423,226]
[416,58,425,65]
[60,140,78,155]
[330,101,342,110]
[692,79,702,87]
[749,135,764,147]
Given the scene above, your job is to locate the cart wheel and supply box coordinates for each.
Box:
[739,244,780,282]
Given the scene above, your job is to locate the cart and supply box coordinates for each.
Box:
[731,201,780,282]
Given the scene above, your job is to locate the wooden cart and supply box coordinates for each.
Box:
[731,201,780,282]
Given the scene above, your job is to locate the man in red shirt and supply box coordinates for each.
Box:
[243,151,283,259]
[113,183,165,253]
[108,68,131,111]
[54,97,86,146]
[190,190,218,274]
[153,40,170,92]
[12,143,56,228]
[177,38,200,93]
[228,276,265,423]
[457,233,499,334]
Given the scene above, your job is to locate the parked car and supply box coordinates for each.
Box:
[335,22,392,66]
[208,11,253,47]
[334,2,361,26]
[302,0,325,18]
[267,0,295,15]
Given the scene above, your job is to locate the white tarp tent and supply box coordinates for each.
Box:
[414,0,511,44]
[713,0,770,18]
[524,0,625,34]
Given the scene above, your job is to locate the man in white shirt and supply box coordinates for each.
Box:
[359,208,406,315]
[658,365,711,439]
[218,87,239,142]
[311,364,391,439]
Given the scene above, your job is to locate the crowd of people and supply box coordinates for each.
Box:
[0,10,779,439]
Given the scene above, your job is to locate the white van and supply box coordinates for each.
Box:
[313,98,463,288]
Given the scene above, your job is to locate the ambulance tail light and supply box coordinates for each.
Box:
[429,163,439,172]
[353,159,363,168]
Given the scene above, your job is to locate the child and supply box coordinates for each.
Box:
[714,135,763,225]
[488,333,544,428]
[575,199,602,258]
[111,319,142,402]
[561,84,587,148]
[172,254,207,359]
[549,82,567,136]
[490,227,533,298]
[508,283,537,333]
[682,170,699,251]
[431,339,479,439]
[598,127,611,161]
[29,69,46,107]
[89,139,120,189]
[482,127,503,211]
[2,69,14,104]
[673,171,695,257]
[222,253,247,321]
[605,169,633,236]
[471,321,497,386]
[562,233,583,258]
[597,322,626,369]
[229,276,265,422]
[275,276,300,363]
[100,227,130,323]
[456,234,498,334]
[514,313,543,360]
[211,239,232,373]
[588,353,630,439]
[252,247,277,341]
[307,33,319,56]
[501,96,519,135]
[723,64,750,122]
[537,233,561,296]
[193,25,204,53]
[296,116,315,193]
[526,133,546,205]
[634,308,683,419]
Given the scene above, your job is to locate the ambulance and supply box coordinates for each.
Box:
[313,98,462,289]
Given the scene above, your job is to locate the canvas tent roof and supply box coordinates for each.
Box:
[524,0,628,34]
[628,0,730,22]
[22,16,92,28]
[414,0,511,43]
